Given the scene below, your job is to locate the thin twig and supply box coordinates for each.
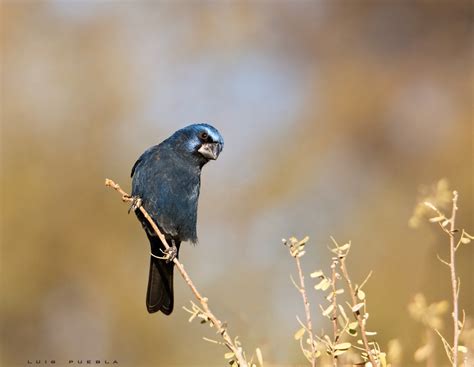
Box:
[449,191,459,367]
[339,257,377,366]
[294,254,317,367]
[105,178,249,367]
[330,261,339,367]
[436,253,451,267]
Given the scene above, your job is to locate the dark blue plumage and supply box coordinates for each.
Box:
[131,124,223,314]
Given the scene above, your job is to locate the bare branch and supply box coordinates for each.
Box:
[436,254,451,267]
[358,270,373,291]
[105,178,249,367]
[295,253,318,367]
[434,328,454,364]
[330,261,339,367]
[284,237,318,367]
[290,274,302,292]
[449,191,460,367]
[338,256,378,367]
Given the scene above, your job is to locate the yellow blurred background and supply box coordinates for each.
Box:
[1,1,472,366]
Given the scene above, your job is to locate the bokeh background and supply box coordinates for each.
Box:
[1,1,473,366]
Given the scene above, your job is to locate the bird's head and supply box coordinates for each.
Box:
[171,123,224,165]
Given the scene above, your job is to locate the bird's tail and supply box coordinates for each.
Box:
[146,255,174,314]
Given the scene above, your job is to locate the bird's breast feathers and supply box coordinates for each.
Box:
[135,159,200,242]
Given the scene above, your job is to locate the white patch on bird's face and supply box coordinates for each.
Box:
[205,127,224,147]
[184,135,201,152]
[181,124,224,153]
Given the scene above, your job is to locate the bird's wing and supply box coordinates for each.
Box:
[130,156,142,178]
[131,145,160,178]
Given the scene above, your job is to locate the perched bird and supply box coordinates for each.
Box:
[131,124,224,314]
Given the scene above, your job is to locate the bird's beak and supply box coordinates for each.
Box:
[198,142,222,160]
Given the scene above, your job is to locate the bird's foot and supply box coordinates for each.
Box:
[150,245,178,263]
[162,245,178,263]
[127,196,142,214]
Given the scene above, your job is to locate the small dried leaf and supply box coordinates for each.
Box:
[339,243,351,251]
[338,305,348,321]
[429,216,445,223]
[366,331,377,336]
[304,349,321,359]
[322,304,335,317]
[334,342,352,350]
[302,348,313,361]
[357,289,366,300]
[315,278,331,291]
[349,321,358,330]
[348,321,358,336]
[460,237,471,244]
[224,352,235,359]
[256,347,264,366]
[348,329,357,336]
[323,334,332,345]
[337,315,346,329]
[298,236,310,246]
[310,270,324,278]
[458,345,468,353]
[294,327,306,340]
[464,231,474,239]
[424,201,438,211]
[352,303,364,313]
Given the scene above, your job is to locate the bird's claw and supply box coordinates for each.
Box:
[161,245,178,263]
[149,245,178,263]
[128,196,142,214]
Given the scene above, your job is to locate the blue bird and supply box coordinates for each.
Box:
[131,124,224,314]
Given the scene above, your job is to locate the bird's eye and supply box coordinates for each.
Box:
[199,132,209,140]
